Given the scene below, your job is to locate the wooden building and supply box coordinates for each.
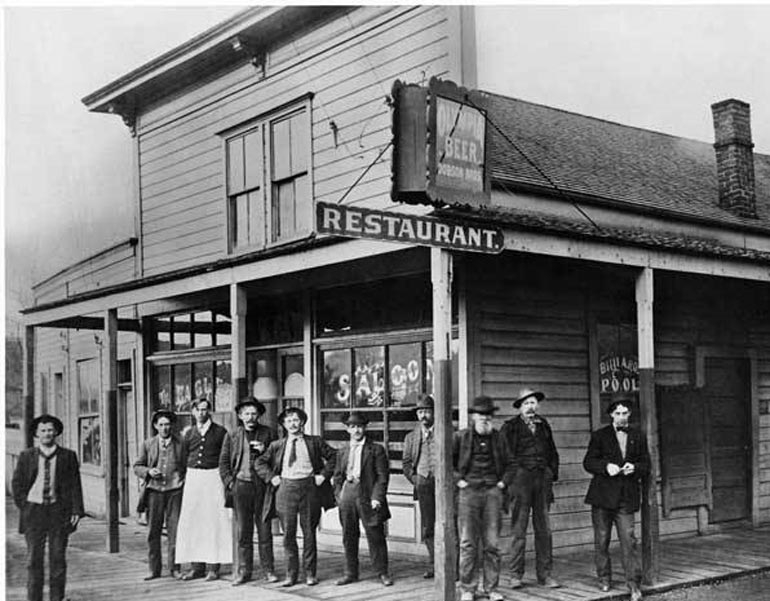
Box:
[15,4,770,569]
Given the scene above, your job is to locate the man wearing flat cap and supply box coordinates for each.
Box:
[500,388,560,589]
[12,414,84,601]
[333,412,393,587]
[453,396,515,601]
[402,394,437,578]
[583,400,650,601]
[219,397,278,585]
[255,406,336,587]
[134,409,186,580]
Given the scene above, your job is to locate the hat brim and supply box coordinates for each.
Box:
[513,391,545,408]
[30,415,64,437]
[235,400,266,416]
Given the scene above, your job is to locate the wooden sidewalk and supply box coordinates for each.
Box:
[4,498,769,601]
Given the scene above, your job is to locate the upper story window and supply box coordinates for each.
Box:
[225,101,311,253]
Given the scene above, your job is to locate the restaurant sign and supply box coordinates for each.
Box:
[317,202,503,254]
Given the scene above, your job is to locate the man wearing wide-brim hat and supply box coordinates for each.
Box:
[402,394,438,578]
[500,388,561,589]
[255,406,336,587]
[12,414,85,601]
[333,412,393,587]
[134,409,185,580]
[219,397,277,585]
[453,396,515,601]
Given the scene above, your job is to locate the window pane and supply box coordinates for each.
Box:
[272,117,292,180]
[173,364,192,413]
[273,180,296,241]
[227,136,245,194]
[282,355,304,397]
[294,174,311,232]
[173,314,191,351]
[323,349,351,409]
[193,311,213,348]
[244,129,263,190]
[389,342,422,407]
[215,360,233,412]
[156,316,171,352]
[155,365,172,410]
[353,346,385,408]
[215,313,232,346]
[248,190,264,247]
[290,111,308,174]
[193,361,214,402]
[79,416,101,466]
[233,193,249,249]
[77,359,100,415]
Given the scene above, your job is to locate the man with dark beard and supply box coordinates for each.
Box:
[402,394,437,578]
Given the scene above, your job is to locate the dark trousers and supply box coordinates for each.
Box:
[146,488,182,576]
[415,475,436,564]
[591,506,641,587]
[457,486,502,594]
[275,477,321,579]
[24,503,69,601]
[233,478,274,576]
[509,468,554,581]
[338,481,388,578]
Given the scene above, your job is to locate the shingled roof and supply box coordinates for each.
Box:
[483,91,770,233]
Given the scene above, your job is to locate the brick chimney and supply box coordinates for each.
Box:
[711,99,756,218]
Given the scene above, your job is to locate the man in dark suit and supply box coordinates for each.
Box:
[134,409,186,580]
[402,394,436,579]
[219,397,278,586]
[500,387,561,589]
[255,407,336,587]
[583,400,650,601]
[12,414,85,601]
[333,412,393,587]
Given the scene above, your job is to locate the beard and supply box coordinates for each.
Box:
[474,422,492,435]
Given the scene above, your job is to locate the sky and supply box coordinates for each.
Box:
[4,4,770,324]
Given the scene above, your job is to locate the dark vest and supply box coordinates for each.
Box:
[184,421,227,469]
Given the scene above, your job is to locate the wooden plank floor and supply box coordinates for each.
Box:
[5,499,769,601]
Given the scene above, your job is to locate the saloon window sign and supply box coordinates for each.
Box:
[317,202,503,254]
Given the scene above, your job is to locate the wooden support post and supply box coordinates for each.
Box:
[23,326,36,449]
[432,248,457,601]
[103,309,120,552]
[230,283,248,575]
[635,267,659,584]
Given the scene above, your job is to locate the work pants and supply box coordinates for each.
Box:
[457,485,502,594]
[337,480,388,578]
[591,505,641,587]
[233,478,274,577]
[275,477,321,579]
[24,502,69,601]
[509,467,554,582]
[146,488,182,576]
[415,474,435,563]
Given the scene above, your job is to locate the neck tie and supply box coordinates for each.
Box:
[288,438,297,467]
[41,452,53,505]
[616,426,629,434]
[527,420,536,435]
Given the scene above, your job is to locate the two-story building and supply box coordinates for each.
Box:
[17,5,770,564]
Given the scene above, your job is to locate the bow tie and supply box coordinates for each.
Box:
[615,426,629,434]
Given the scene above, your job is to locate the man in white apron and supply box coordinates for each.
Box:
[176,398,232,580]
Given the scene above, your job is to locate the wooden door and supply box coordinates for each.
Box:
[704,358,750,523]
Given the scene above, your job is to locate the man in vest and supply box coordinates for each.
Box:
[402,394,436,578]
[333,412,393,587]
[583,400,650,601]
[255,407,336,587]
[500,388,561,589]
[453,396,515,601]
[176,397,232,581]
[12,414,85,601]
[134,409,186,580]
[219,397,278,585]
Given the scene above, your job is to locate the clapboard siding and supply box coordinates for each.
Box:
[136,5,449,277]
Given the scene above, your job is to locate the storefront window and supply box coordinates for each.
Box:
[353,346,385,408]
[596,321,639,425]
[77,359,101,466]
[173,363,192,412]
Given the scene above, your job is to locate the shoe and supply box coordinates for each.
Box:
[379,574,394,586]
[204,570,219,581]
[143,573,160,581]
[423,570,434,579]
[630,584,643,601]
[336,575,358,585]
[231,573,251,586]
[306,576,319,586]
[180,570,205,581]
[280,578,297,587]
[510,577,523,589]
[598,580,611,592]
[489,592,504,601]
[265,572,279,583]
[170,570,182,580]
[539,577,561,588]
[460,592,474,601]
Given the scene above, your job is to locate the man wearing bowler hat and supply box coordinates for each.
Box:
[220,397,278,585]
[134,409,186,580]
[500,388,561,589]
[255,406,336,587]
[12,414,85,601]
[402,393,437,578]
[333,412,393,587]
[583,400,650,601]
[453,396,515,601]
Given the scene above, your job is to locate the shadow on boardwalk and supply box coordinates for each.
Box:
[5,499,769,601]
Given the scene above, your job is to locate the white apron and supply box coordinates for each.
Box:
[176,468,233,563]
